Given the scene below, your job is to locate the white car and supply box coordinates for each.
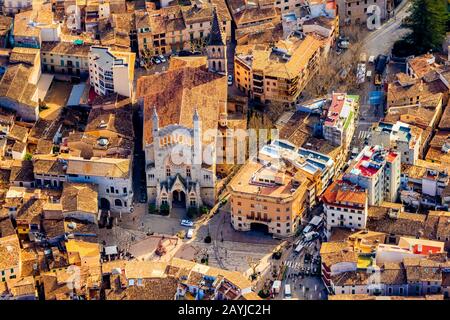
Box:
[181,219,194,227]
[228,75,233,86]
[186,228,194,239]
[159,55,166,63]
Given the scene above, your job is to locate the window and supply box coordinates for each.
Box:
[123,187,127,194]
[166,167,171,177]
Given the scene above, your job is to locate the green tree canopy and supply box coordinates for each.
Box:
[402,0,448,54]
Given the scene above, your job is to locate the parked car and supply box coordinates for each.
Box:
[178,50,192,56]
[338,35,349,42]
[284,284,292,300]
[159,55,166,63]
[181,219,194,227]
[228,75,233,85]
[338,40,350,49]
[186,228,194,239]
[152,57,161,64]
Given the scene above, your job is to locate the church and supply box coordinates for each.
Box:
[137,9,228,211]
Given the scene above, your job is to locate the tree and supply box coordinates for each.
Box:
[187,206,199,219]
[402,0,448,54]
[24,153,32,161]
[140,47,155,70]
[189,37,208,53]
[159,203,170,216]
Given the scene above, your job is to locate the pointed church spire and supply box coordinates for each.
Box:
[208,7,224,46]
[152,106,159,132]
[193,108,200,122]
[152,106,159,120]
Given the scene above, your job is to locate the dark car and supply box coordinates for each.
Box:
[178,50,192,57]
[375,54,388,74]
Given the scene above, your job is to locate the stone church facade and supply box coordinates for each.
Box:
[145,109,216,210]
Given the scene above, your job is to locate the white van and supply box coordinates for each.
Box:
[272,280,282,294]
[186,228,194,239]
[284,284,292,299]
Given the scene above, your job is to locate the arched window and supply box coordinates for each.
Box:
[218,47,221,53]
[115,199,122,207]
[212,61,216,70]
[218,61,222,70]
[212,47,215,53]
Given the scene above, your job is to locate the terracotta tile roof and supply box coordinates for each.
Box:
[322,180,367,205]
[9,47,39,66]
[66,156,130,178]
[367,206,426,238]
[10,160,34,183]
[0,234,20,271]
[105,276,178,300]
[320,242,358,266]
[408,54,437,78]
[138,66,226,145]
[33,156,66,175]
[85,104,134,139]
[439,100,450,130]
[41,41,91,57]
[331,271,370,286]
[61,183,98,215]
[16,198,45,225]
[0,64,38,108]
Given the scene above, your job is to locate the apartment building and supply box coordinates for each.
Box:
[387,74,446,109]
[88,46,135,97]
[344,145,401,205]
[66,0,126,33]
[336,0,391,25]
[400,160,449,209]
[12,4,60,49]
[65,156,133,214]
[322,180,368,236]
[234,34,323,106]
[2,0,32,15]
[261,139,336,201]
[135,1,231,58]
[228,156,311,237]
[41,41,91,77]
[369,121,422,165]
[323,93,358,152]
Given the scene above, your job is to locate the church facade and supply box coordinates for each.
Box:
[145,108,216,210]
[137,8,229,211]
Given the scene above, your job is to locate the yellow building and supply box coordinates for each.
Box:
[136,2,232,57]
[234,34,324,106]
[66,239,101,268]
[228,154,312,237]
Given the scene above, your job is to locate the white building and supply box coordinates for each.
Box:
[323,93,358,153]
[65,156,133,213]
[88,46,135,98]
[322,180,368,237]
[369,121,422,165]
[344,145,401,205]
[137,56,228,212]
[145,109,216,210]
